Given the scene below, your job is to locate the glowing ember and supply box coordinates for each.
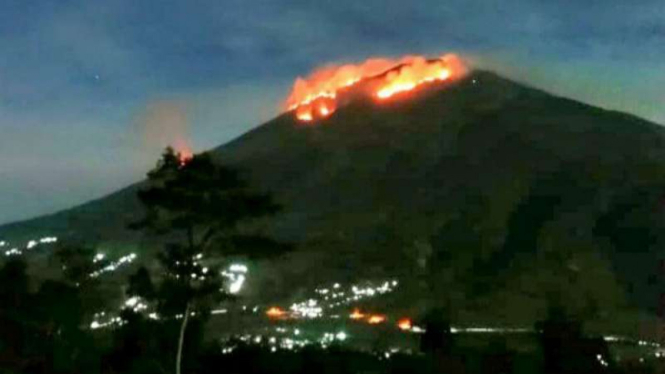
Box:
[266,307,287,319]
[177,151,193,166]
[285,54,466,122]
[367,314,387,324]
[397,318,412,331]
[350,308,366,320]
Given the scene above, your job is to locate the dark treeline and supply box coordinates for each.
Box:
[1,148,663,374]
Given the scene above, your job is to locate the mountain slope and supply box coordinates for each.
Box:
[2,70,665,331]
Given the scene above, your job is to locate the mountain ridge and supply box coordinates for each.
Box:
[2,70,665,333]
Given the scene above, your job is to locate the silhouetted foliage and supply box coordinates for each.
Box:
[0,258,100,374]
[420,308,454,355]
[53,244,112,321]
[481,337,514,374]
[536,304,613,374]
[131,147,290,374]
[127,266,156,301]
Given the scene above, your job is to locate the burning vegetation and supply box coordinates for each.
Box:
[285,53,467,123]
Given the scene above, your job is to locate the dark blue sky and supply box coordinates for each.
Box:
[1,0,663,224]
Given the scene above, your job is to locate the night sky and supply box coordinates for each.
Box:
[1,0,663,224]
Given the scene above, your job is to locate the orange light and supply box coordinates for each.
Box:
[177,152,193,166]
[368,314,386,324]
[284,54,467,122]
[397,318,412,331]
[350,308,366,320]
[376,65,452,100]
[266,307,287,319]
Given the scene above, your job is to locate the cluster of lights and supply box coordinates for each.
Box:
[290,299,323,319]
[89,253,137,278]
[124,296,148,313]
[4,248,21,256]
[225,327,348,353]
[597,354,609,367]
[637,339,661,348]
[3,236,58,256]
[90,312,125,330]
[88,262,248,331]
[315,279,399,310]
[264,278,399,322]
[259,277,404,332]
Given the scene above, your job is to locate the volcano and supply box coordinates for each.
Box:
[3,70,665,334]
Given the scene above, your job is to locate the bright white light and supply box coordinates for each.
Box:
[222,263,248,294]
[90,253,137,278]
[336,331,347,341]
[229,274,245,294]
[93,253,106,263]
[230,264,248,273]
[4,248,21,256]
[411,326,425,333]
[0,241,6,247]
[125,296,140,307]
[26,240,38,249]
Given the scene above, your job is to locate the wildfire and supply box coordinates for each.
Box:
[172,138,193,167]
[397,318,412,331]
[367,314,387,324]
[285,53,467,122]
[177,150,193,166]
[350,308,366,320]
[349,308,388,325]
[266,307,287,319]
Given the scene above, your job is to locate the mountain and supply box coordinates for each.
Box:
[2,70,665,333]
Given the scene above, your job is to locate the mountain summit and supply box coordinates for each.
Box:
[3,70,665,332]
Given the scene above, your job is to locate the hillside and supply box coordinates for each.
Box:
[2,70,665,333]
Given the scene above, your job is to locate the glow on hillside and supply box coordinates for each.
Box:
[284,54,467,123]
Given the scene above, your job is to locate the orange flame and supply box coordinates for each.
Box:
[367,314,387,324]
[172,138,193,166]
[177,150,193,166]
[285,54,467,122]
[397,318,412,331]
[266,307,287,319]
[350,308,366,320]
